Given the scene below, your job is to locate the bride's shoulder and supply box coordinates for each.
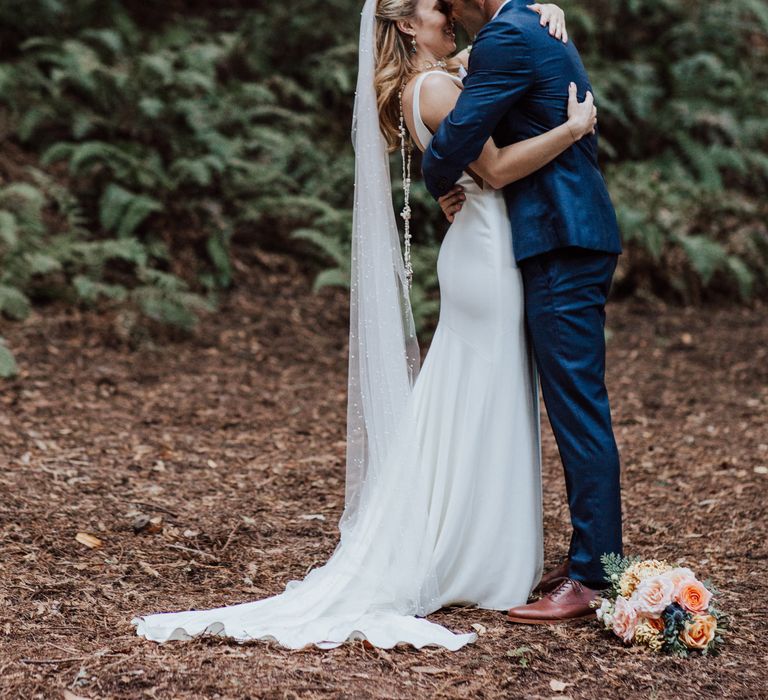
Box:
[402,72,462,136]
[401,71,455,110]
[415,72,461,112]
[406,71,460,103]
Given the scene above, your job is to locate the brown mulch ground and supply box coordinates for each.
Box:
[1,248,766,699]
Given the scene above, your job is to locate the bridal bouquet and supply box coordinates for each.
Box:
[594,554,728,657]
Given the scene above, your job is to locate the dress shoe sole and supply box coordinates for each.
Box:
[506,612,594,626]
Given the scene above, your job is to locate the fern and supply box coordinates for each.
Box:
[292,228,349,268]
[676,235,727,285]
[99,186,162,238]
[205,228,233,289]
[600,552,642,596]
[312,268,349,292]
[0,336,18,378]
[72,274,127,304]
[0,211,19,250]
[24,252,63,275]
[0,0,763,353]
[0,285,32,320]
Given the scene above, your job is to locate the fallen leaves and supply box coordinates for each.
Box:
[63,691,90,700]
[1,261,766,699]
[132,514,163,534]
[139,561,160,578]
[75,532,102,549]
[409,666,447,675]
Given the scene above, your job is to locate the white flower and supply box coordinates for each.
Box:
[630,574,675,616]
[596,598,614,629]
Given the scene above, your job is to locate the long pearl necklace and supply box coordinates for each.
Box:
[396,57,450,290]
[397,86,414,289]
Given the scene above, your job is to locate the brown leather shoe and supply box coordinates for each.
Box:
[507,578,599,625]
[531,559,571,596]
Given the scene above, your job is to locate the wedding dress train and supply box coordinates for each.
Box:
[132,71,543,651]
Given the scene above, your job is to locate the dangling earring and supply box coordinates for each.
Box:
[398,85,413,289]
[410,36,417,55]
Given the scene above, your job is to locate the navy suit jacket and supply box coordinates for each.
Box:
[422,0,622,262]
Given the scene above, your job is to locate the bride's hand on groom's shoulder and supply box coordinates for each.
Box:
[567,82,598,141]
[527,3,569,43]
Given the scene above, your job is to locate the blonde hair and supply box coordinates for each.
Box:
[374,0,461,152]
[374,0,420,152]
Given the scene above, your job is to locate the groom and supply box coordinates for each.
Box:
[422,0,623,624]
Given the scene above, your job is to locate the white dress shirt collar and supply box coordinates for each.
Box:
[491,0,514,21]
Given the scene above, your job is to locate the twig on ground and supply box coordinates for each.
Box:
[127,500,180,518]
[219,524,241,553]
[164,543,219,560]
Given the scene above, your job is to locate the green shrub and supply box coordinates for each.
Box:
[565,0,768,301]
[0,0,765,375]
[250,0,768,309]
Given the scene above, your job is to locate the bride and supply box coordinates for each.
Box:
[133,0,597,650]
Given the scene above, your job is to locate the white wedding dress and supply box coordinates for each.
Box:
[132,71,543,651]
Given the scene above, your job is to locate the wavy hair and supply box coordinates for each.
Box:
[374,0,420,152]
[374,0,458,151]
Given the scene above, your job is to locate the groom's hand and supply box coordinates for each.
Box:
[438,185,466,223]
[527,4,568,43]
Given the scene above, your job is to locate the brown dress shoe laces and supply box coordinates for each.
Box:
[545,577,584,601]
[507,576,598,625]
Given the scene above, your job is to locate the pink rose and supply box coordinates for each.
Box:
[612,595,639,644]
[631,574,675,616]
[675,578,712,614]
[664,567,697,590]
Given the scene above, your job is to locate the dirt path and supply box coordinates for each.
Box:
[1,249,766,699]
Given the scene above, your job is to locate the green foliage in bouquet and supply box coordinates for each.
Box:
[600,552,642,597]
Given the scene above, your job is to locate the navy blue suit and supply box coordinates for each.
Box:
[422,0,623,588]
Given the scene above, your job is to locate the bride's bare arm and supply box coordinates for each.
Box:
[416,75,596,191]
[470,82,595,189]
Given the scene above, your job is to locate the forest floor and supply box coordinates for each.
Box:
[0,247,766,700]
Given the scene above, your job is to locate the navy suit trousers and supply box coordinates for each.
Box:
[520,247,623,589]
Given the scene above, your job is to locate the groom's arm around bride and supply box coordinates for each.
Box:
[423,0,625,624]
[423,0,620,260]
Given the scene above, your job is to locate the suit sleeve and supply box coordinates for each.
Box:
[422,24,534,199]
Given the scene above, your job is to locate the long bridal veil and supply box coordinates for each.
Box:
[342,0,421,532]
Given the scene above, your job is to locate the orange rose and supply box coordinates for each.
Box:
[680,613,717,650]
[674,579,712,613]
[647,616,665,632]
